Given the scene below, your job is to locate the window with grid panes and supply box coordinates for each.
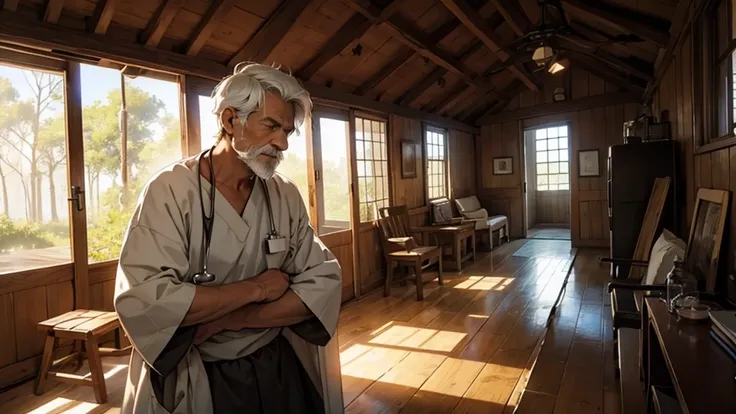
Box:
[356,117,389,222]
[425,126,448,200]
[535,125,570,191]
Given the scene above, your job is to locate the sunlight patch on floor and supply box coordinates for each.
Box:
[453,276,513,291]
[367,325,467,352]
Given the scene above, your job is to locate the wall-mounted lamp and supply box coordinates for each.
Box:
[553,87,566,102]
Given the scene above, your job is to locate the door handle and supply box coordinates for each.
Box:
[68,186,85,211]
[315,170,321,181]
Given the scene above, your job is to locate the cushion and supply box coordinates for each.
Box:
[455,196,482,215]
[464,208,488,220]
[643,229,686,285]
[488,215,508,231]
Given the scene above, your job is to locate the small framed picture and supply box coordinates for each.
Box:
[578,149,600,177]
[400,140,417,178]
[493,157,513,175]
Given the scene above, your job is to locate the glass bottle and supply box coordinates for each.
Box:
[665,257,699,313]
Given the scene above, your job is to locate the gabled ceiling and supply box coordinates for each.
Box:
[0,0,679,125]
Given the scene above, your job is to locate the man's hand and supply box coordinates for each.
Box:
[194,319,224,345]
[250,269,289,302]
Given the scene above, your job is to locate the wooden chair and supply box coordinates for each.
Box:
[377,206,443,301]
[35,309,132,404]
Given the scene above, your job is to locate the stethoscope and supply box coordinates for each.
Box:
[192,146,281,285]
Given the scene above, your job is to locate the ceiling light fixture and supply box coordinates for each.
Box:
[532,46,554,67]
[548,58,569,74]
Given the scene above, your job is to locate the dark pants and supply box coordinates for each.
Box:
[203,335,325,414]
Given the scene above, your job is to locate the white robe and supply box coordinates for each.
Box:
[113,156,343,413]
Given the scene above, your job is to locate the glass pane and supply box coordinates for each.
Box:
[373,141,381,160]
[558,125,568,136]
[82,66,184,263]
[537,151,548,163]
[537,163,548,174]
[365,160,373,176]
[278,123,310,210]
[538,175,548,185]
[364,139,373,159]
[199,95,218,151]
[0,65,69,274]
[536,140,547,151]
[559,183,569,190]
[549,184,559,191]
[379,121,385,143]
[559,137,568,149]
[549,150,559,162]
[538,184,548,191]
[549,163,559,174]
[357,160,366,177]
[549,174,558,184]
[717,59,730,136]
[365,177,375,201]
[356,139,364,159]
[560,150,569,161]
[548,127,559,138]
[559,174,569,184]
[536,129,547,140]
[363,120,372,143]
[358,177,366,202]
[548,138,559,150]
[318,117,350,234]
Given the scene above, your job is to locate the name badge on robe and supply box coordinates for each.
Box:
[265,233,287,254]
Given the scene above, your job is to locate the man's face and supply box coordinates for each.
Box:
[222,92,295,179]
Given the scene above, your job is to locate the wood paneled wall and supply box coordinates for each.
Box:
[449,128,477,201]
[477,68,639,245]
[537,191,571,224]
[651,21,736,299]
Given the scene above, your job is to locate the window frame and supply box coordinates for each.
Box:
[354,112,390,223]
[424,124,449,202]
[531,123,571,192]
[694,0,736,153]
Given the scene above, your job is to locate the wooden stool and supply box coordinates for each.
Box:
[34,310,132,404]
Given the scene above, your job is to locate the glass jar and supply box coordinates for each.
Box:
[665,257,699,313]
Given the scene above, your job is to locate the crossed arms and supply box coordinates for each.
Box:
[183,269,311,344]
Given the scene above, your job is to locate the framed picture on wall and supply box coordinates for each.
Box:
[578,149,600,177]
[493,157,513,175]
[401,140,417,178]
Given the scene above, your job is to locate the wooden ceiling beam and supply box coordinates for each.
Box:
[342,0,511,97]
[299,6,395,81]
[568,20,656,63]
[0,11,476,133]
[397,67,447,106]
[439,0,539,91]
[228,0,311,66]
[3,0,17,11]
[489,0,531,37]
[478,91,640,123]
[352,17,468,96]
[463,78,522,122]
[43,0,64,24]
[555,38,654,81]
[185,0,236,57]
[642,0,693,102]
[87,0,118,35]
[561,0,670,48]
[567,52,646,94]
[432,85,472,114]
[139,0,183,47]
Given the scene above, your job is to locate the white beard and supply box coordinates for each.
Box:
[233,143,284,180]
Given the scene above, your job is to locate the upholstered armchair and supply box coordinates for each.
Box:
[454,196,509,249]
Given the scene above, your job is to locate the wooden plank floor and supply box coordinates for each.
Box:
[0,239,582,414]
[516,248,622,414]
[527,226,571,240]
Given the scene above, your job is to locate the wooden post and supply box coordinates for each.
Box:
[119,71,128,205]
[65,61,89,309]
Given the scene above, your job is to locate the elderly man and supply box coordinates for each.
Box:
[114,62,342,414]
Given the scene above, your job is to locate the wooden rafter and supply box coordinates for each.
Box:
[0,12,476,133]
[2,0,17,11]
[431,85,472,114]
[352,18,463,96]
[568,21,657,63]
[397,67,447,106]
[555,38,653,81]
[567,52,646,94]
[478,91,640,123]
[463,79,524,122]
[139,0,183,47]
[185,0,236,57]
[228,0,311,67]
[489,0,530,37]
[561,0,670,48]
[341,0,511,97]
[298,13,375,81]
[642,0,694,102]
[87,0,117,35]
[439,0,539,91]
[43,0,64,23]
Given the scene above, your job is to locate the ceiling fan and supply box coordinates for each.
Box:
[489,0,645,75]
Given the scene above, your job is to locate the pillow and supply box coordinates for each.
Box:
[643,229,686,285]
[464,208,488,220]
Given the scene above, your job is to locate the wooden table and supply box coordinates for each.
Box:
[643,297,736,414]
[413,223,476,271]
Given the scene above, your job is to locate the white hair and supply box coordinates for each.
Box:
[211,62,312,135]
